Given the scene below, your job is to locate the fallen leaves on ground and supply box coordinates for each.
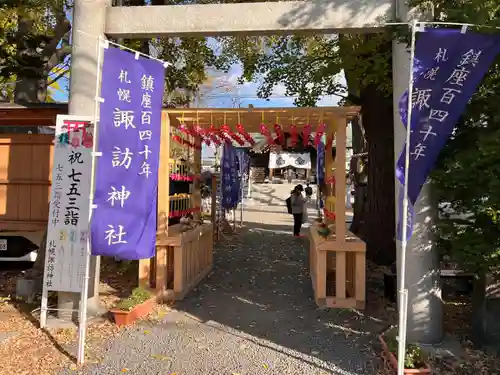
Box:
[0,257,165,375]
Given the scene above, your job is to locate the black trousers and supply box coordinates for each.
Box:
[293,213,303,235]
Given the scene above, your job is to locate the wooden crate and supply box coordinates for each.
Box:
[155,223,213,301]
[309,223,366,309]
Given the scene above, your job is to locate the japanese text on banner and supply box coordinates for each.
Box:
[91,47,165,260]
[396,28,500,240]
[221,143,240,209]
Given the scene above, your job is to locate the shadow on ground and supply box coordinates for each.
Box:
[61,214,382,375]
[171,225,386,374]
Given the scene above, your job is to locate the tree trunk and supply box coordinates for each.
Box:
[359,82,396,265]
[471,273,488,347]
[349,116,368,238]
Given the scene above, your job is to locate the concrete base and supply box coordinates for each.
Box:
[418,334,464,359]
[57,292,107,323]
[44,310,109,330]
[16,277,42,304]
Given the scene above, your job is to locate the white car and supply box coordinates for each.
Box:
[0,234,39,262]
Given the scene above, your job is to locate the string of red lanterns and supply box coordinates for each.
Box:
[173,122,343,150]
[221,124,246,146]
[214,126,233,144]
[236,124,256,146]
[207,125,222,146]
[274,123,285,145]
[259,124,275,145]
[194,124,212,146]
[302,124,312,147]
[168,206,201,218]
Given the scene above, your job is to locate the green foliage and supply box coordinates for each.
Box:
[385,328,427,369]
[0,0,71,102]
[115,287,153,311]
[218,31,393,106]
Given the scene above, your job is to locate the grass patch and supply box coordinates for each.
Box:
[115,287,153,311]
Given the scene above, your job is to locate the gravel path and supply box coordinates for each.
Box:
[61,199,382,375]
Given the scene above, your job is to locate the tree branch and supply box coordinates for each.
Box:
[41,13,70,60]
[45,43,71,73]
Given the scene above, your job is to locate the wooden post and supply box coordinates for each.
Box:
[143,111,170,291]
[211,175,217,240]
[192,134,202,220]
[334,115,347,242]
[324,124,336,224]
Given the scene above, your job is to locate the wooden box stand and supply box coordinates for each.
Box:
[308,223,366,309]
[155,223,213,301]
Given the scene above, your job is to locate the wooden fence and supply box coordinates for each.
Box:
[150,223,213,301]
[0,134,53,232]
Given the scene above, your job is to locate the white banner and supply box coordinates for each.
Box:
[268,152,311,169]
[43,115,94,293]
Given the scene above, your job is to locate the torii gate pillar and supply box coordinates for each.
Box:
[392,0,443,344]
[58,0,111,320]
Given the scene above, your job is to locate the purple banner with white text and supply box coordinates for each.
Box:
[396,28,500,240]
[91,47,165,259]
[221,143,240,209]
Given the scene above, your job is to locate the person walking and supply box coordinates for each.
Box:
[304,183,313,200]
[290,184,305,237]
[286,167,293,183]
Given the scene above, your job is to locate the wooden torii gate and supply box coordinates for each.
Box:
[64,0,441,345]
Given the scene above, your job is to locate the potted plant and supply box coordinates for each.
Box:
[379,328,431,374]
[316,222,331,238]
[110,287,155,327]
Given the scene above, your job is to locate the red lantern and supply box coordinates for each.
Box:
[302,124,311,147]
[215,125,232,144]
[236,124,255,145]
[290,125,298,147]
[324,209,336,221]
[222,124,245,146]
[172,134,183,146]
[194,125,211,146]
[274,124,285,145]
[260,124,275,145]
[314,123,326,147]
[208,125,222,146]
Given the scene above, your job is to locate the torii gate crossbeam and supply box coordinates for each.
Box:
[104,0,393,38]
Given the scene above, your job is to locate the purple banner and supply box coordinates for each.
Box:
[221,143,240,209]
[91,47,165,259]
[397,28,500,240]
[316,140,325,185]
[235,148,249,203]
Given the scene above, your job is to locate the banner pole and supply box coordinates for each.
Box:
[76,35,104,366]
[240,176,244,226]
[397,19,418,375]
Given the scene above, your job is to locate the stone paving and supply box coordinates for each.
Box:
[61,184,377,375]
